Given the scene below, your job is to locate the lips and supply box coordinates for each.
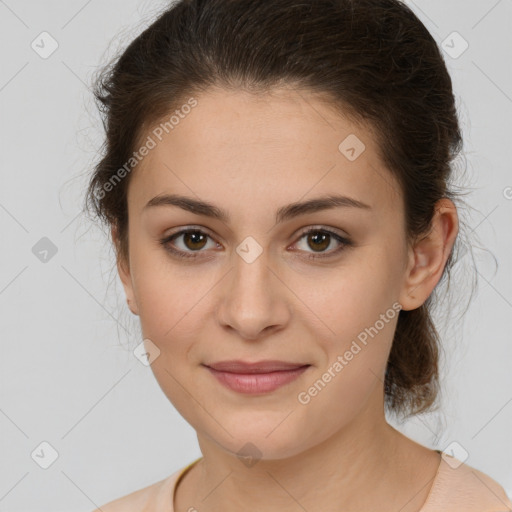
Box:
[204,361,311,394]
[204,360,310,373]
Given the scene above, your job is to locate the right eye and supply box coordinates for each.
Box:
[160,228,219,259]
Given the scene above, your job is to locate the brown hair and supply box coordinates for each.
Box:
[84,0,479,419]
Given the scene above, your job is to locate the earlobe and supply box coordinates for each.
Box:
[111,225,139,316]
[117,258,139,316]
[398,199,459,311]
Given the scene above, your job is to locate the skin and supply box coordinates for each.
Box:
[114,86,458,512]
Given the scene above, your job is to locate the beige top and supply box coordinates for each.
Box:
[94,453,512,512]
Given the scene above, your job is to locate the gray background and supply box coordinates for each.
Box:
[0,0,511,510]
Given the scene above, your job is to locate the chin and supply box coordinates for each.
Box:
[205,419,319,463]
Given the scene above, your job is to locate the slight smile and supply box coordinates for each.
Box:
[202,360,312,394]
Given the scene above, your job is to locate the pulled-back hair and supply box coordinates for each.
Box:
[85,0,477,419]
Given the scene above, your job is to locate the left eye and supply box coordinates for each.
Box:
[292,228,352,259]
[160,227,352,260]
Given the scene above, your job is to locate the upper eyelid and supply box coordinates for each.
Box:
[167,224,347,237]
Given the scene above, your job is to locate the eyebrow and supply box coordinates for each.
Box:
[143,193,372,224]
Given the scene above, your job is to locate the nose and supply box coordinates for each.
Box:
[216,247,290,341]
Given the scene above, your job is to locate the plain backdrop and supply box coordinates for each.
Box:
[0,0,511,510]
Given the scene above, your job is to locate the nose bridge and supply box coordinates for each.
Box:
[217,237,287,338]
[233,240,271,294]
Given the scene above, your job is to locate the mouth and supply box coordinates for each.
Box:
[202,360,311,394]
[204,360,310,373]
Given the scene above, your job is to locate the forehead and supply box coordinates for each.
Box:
[128,87,401,220]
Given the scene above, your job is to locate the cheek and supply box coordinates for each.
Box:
[296,287,399,441]
[293,255,399,345]
[296,250,401,406]
[131,259,206,417]
[129,239,203,336]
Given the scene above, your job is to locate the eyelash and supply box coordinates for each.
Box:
[159,226,353,261]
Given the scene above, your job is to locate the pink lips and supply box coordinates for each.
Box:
[204,360,311,394]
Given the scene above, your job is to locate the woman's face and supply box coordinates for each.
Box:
[117,87,417,460]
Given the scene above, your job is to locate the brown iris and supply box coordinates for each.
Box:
[183,231,208,251]
[307,231,330,252]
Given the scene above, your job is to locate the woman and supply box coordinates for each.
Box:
[86,0,512,510]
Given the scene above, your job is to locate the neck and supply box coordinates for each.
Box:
[176,389,439,512]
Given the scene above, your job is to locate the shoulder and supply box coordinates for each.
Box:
[422,455,512,512]
[89,472,178,512]
[90,457,202,512]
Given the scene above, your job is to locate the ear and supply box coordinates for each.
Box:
[111,225,139,316]
[398,198,459,311]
